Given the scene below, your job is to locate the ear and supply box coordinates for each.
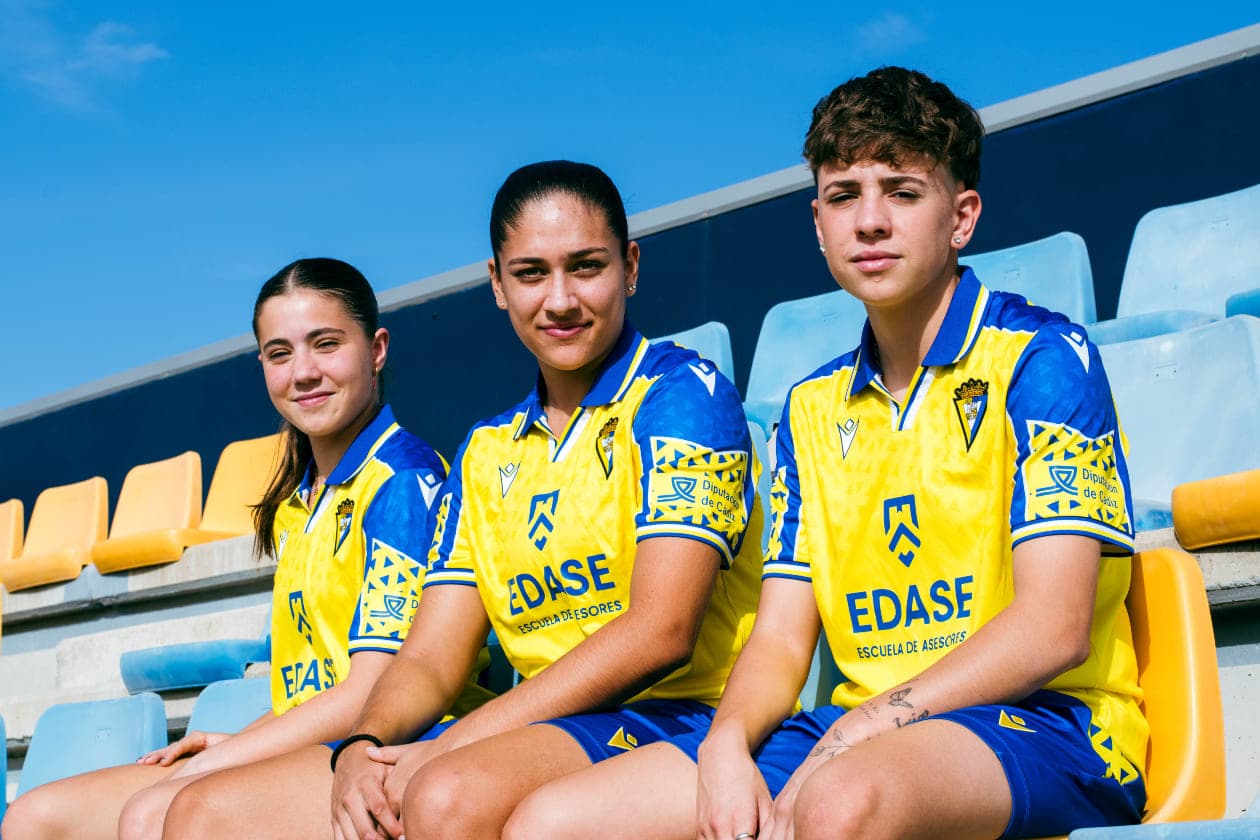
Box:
[811,197,825,251]
[950,189,983,250]
[623,241,640,296]
[371,328,389,374]
[488,257,507,309]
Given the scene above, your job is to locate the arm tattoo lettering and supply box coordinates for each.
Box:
[893,710,931,728]
[888,687,913,708]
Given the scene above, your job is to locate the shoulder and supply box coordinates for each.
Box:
[373,427,446,478]
[636,341,744,419]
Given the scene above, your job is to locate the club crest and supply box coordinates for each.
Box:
[596,417,619,478]
[952,378,989,451]
[334,498,355,554]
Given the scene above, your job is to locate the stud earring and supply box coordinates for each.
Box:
[626,284,636,293]
[953,236,963,245]
[818,244,826,254]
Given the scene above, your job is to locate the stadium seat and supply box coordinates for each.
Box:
[1099,316,1260,528]
[1,713,7,821]
[1088,181,1260,344]
[744,287,867,433]
[185,677,272,734]
[650,321,735,382]
[1171,469,1260,551]
[966,231,1098,325]
[15,693,166,796]
[196,433,283,537]
[120,631,271,694]
[1225,287,1260,319]
[92,434,281,575]
[0,476,107,592]
[0,498,22,648]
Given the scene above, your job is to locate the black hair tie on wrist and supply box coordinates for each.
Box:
[329,733,385,772]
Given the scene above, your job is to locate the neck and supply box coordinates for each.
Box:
[866,270,960,400]
[538,363,598,431]
[308,404,380,486]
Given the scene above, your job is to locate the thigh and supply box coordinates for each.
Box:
[506,742,699,840]
[2,760,179,840]
[161,745,336,840]
[794,718,1011,840]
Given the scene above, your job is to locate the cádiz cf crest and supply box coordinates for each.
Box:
[952,378,989,451]
[596,417,619,478]
[334,498,355,554]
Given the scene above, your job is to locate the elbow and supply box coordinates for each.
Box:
[641,618,703,677]
[1044,626,1092,679]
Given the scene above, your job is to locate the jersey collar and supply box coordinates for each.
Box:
[847,268,990,399]
[296,403,400,495]
[513,323,649,439]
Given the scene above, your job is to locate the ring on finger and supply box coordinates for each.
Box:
[735,833,756,839]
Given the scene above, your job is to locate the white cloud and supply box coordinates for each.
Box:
[0,1,167,110]
[855,11,928,57]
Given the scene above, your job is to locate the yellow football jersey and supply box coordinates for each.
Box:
[270,405,446,714]
[425,326,762,706]
[764,271,1148,774]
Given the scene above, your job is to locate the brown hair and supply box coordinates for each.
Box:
[803,66,983,190]
[250,258,381,558]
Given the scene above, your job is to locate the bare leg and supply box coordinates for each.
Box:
[793,719,1010,840]
[1,761,181,840]
[160,745,335,840]
[504,742,699,840]
[400,724,591,840]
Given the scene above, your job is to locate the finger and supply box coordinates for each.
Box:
[367,745,402,765]
[367,789,404,839]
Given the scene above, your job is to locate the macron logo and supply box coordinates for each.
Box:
[499,462,521,498]
[417,473,440,509]
[837,418,859,459]
[689,362,717,396]
[1061,331,1090,373]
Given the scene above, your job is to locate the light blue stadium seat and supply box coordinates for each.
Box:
[1226,288,1260,319]
[120,630,270,693]
[1069,814,1260,838]
[1090,182,1260,344]
[186,677,272,734]
[744,288,867,434]
[746,421,771,553]
[650,321,735,382]
[1087,311,1218,346]
[798,633,843,712]
[1099,316,1260,529]
[966,231,1097,324]
[16,693,166,796]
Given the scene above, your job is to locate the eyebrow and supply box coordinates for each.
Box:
[822,174,929,191]
[261,326,346,352]
[505,246,611,268]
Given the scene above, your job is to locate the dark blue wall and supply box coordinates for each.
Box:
[3,53,1258,521]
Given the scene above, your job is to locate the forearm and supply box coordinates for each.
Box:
[351,654,463,744]
[704,629,815,755]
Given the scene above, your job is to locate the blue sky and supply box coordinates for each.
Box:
[2,2,1256,412]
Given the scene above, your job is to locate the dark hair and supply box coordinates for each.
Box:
[250,257,382,558]
[803,66,983,190]
[489,160,629,271]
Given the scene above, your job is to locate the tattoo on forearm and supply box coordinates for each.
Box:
[893,710,930,728]
[888,687,913,708]
[829,728,853,749]
[859,702,879,720]
[809,744,844,760]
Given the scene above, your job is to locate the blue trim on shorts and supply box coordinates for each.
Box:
[536,699,716,764]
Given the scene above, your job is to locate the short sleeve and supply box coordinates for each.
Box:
[762,391,811,581]
[423,431,480,589]
[349,464,447,654]
[1008,324,1135,554]
[632,361,753,566]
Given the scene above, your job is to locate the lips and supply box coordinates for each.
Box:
[851,250,899,272]
[295,391,333,408]
[542,323,588,339]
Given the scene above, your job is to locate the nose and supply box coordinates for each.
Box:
[543,271,579,316]
[854,193,890,240]
[291,346,321,385]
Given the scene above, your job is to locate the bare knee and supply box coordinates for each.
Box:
[794,766,885,840]
[117,784,173,840]
[503,785,583,840]
[162,778,229,840]
[2,785,68,839]
[402,760,495,840]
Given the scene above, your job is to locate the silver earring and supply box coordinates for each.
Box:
[626,285,636,293]
[819,244,826,254]
[953,236,963,245]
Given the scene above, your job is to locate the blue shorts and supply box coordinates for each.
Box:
[537,698,716,764]
[673,690,1145,838]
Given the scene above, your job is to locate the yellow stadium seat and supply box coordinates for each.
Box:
[91,435,281,574]
[0,497,22,647]
[1128,547,1226,824]
[0,477,107,591]
[198,433,283,536]
[1172,469,1260,550]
